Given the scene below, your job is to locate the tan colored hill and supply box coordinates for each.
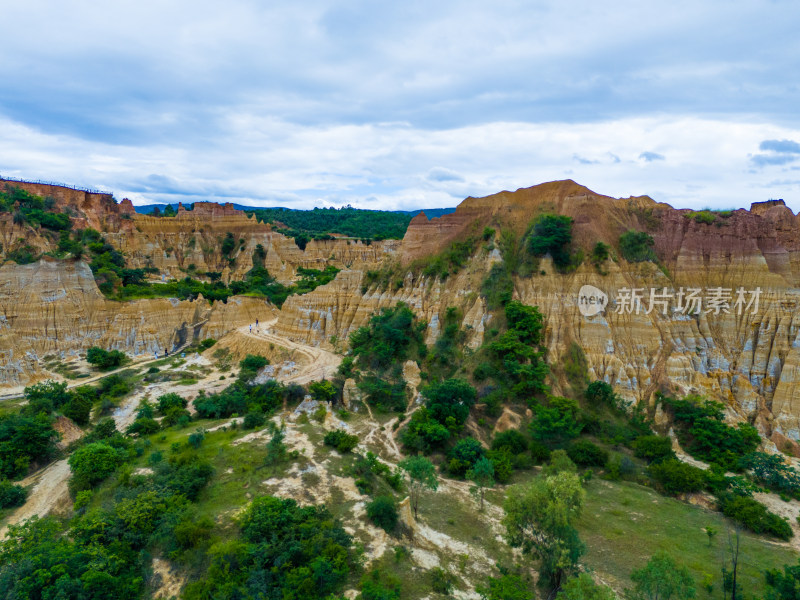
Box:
[3,178,800,452]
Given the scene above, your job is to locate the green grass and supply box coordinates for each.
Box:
[578,478,797,597]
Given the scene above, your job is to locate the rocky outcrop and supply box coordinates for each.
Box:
[109,213,399,284]
[8,177,800,449]
[0,178,135,232]
[0,258,270,386]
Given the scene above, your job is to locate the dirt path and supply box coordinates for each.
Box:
[0,340,197,402]
[0,384,150,538]
[238,319,341,385]
[0,322,340,539]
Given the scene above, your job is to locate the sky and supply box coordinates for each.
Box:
[1,0,799,211]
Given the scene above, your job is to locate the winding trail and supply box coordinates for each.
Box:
[0,319,343,538]
[237,319,341,384]
[0,339,198,403]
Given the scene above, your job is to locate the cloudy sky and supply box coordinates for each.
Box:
[1,0,799,211]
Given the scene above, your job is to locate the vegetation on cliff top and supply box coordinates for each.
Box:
[248,206,413,242]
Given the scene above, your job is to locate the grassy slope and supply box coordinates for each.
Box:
[578,478,796,597]
[92,405,796,599]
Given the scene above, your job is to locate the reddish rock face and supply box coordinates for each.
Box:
[401,179,800,286]
[0,179,130,231]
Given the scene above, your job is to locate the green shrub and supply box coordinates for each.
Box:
[585,381,616,407]
[687,210,716,224]
[184,495,354,599]
[527,214,574,270]
[448,437,486,477]
[0,480,27,508]
[619,230,657,262]
[717,493,792,540]
[740,451,800,497]
[366,496,398,533]
[530,396,582,448]
[198,338,216,350]
[399,408,451,453]
[126,417,160,436]
[648,458,706,495]
[481,263,514,309]
[62,390,93,426]
[68,442,125,492]
[633,435,675,463]
[187,430,205,449]
[243,411,267,430]
[429,567,457,594]
[324,429,359,453]
[566,440,609,467]
[423,378,476,429]
[157,393,187,414]
[6,244,38,264]
[492,429,529,455]
[590,242,610,270]
[360,568,402,600]
[349,302,426,371]
[86,347,126,370]
[358,376,407,412]
[309,380,337,402]
[239,354,268,378]
[0,413,59,479]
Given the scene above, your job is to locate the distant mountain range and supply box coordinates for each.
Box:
[134,203,457,219]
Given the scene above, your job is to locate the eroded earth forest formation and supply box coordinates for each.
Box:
[0,177,799,599]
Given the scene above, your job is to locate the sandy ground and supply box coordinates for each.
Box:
[0,343,195,402]
[237,319,341,384]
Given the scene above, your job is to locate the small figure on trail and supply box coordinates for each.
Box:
[256,318,259,327]
[249,324,252,333]
[164,349,168,358]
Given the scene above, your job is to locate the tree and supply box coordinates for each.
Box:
[366,496,398,533]
[63,387,94,425]
[530,397,582,448]
[310,380,337,403]
[722,528,742,600]
[766,557,800,600]
[585,381,615,407]
[527,214,574,269]
[423,378,476,428]
[467,456,495,511]
[627,552,696,600]
[68,442,124,492]
[502,471,586,593]
[560,573,616,600]
[448,437,486,476]
[399,456,438,519]
[24,380,69,414]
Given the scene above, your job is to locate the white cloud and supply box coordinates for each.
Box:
[2,115,800,211]
[0,1,799,210]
